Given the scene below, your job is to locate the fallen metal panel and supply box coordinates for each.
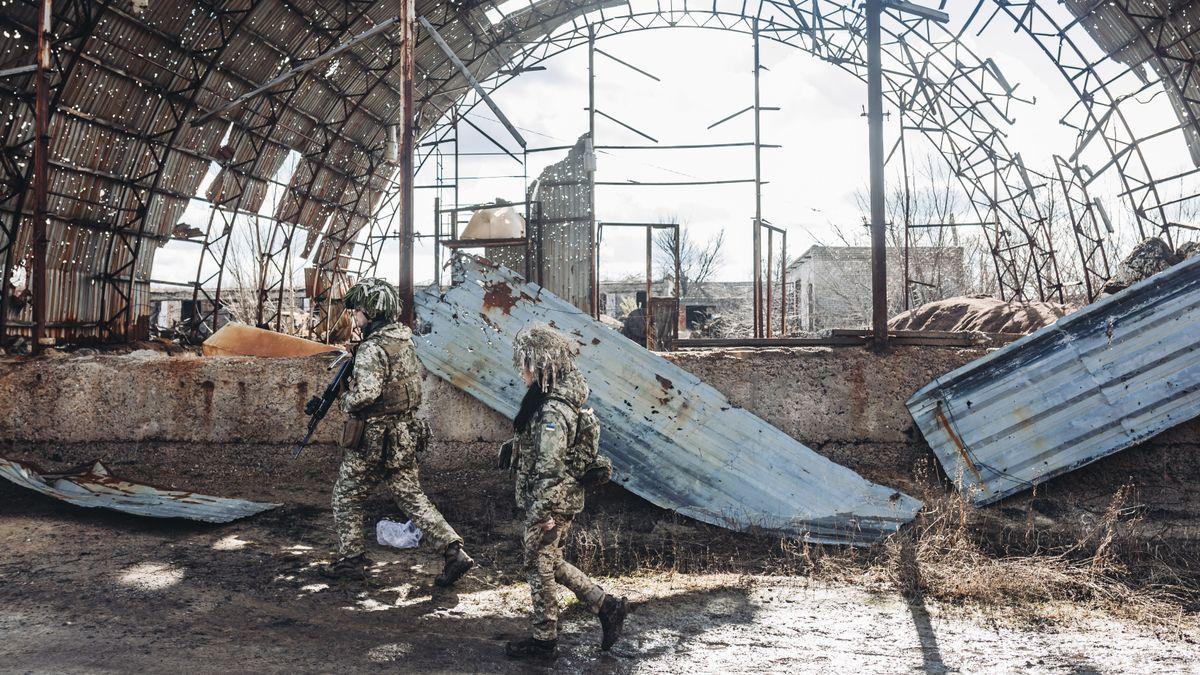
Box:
[0,457,279,523]
[415,256,922,546]
[907,254,1200,506]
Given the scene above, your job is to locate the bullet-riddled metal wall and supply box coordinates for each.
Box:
[490,134,595,314]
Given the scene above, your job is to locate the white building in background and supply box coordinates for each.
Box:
[786,245,966,331]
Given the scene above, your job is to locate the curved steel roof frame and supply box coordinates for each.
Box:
[362,0,1066,303]
[0,0,1196,343]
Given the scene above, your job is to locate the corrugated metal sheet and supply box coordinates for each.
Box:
[907,254,1200,506]
[1,456,279,523]
[415,255,922,545]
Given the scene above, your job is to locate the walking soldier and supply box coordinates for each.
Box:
[313,278,474,586]
[500,322,628,659]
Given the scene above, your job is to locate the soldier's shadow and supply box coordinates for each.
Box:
[399,583,463,617]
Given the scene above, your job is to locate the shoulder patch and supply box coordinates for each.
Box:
[544,422,557,431]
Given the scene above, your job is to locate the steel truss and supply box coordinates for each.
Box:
[361,0,1075,303]
[1,0,1197,344]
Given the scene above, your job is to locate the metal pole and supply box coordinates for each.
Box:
[32,0,51,350]
[452,106,460,216]
[673,224,682,331]
[766,229,773,338]
[645,225,652,349]
[398,0,415,326]
[752,19,763,339]
[433,196,441,288]
[866,0,888,346]
[901,129,911,311]
[780,230,787,335]
[588,24,599,318]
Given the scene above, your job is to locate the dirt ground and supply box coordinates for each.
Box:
[3,480,1197,674]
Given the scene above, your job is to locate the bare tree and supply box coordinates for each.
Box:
[652,217,726,297]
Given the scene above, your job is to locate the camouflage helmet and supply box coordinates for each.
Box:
[513,322,578,389]
[343,277,402,321]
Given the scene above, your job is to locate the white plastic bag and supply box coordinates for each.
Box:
[376,519,423,549]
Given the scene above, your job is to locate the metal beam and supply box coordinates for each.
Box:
[399,0,416,326]
[31,0,51,350]
[418,16,527,149]
[866,0,888,346]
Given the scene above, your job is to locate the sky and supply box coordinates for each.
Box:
[150,2,1195,290]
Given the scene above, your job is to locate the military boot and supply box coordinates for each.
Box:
[434,542,474,587]
[505,637,557,659]
[598,594,629,651]
[319,553,370,581]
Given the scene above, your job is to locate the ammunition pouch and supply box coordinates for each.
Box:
[340,416,366,449]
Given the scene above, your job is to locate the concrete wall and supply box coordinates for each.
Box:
[0,350,509,450]
[1,345,1195,520]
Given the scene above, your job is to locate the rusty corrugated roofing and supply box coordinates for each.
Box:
[414,255,922,545]
[907,253,1200,506]
[0,456,279,523]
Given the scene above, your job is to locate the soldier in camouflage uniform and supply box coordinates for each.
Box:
[500,323,629,659]
[314,278,474,586]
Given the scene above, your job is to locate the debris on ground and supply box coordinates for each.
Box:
[1103,236,1200,294]
[889,295,1073,334]
[0,456,279,523]
[415,255,922,545]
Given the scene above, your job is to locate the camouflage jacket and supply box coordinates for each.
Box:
[339,322,423,418]
[513,367,589,523]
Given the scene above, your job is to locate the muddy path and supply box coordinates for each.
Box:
[2,484,1197,674]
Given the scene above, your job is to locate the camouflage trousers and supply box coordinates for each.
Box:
[523,513,606,641]
[331,414,461,558]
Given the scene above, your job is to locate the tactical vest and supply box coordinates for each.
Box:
[357,335,422,417]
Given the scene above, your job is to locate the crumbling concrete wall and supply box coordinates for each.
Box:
[0,346,975,456]
[0,350,509,451]
[1,346,1195,520]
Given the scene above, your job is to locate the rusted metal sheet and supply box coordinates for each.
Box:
[415,255,922,545]
[1,456,279,523]
[908,254,1200,506]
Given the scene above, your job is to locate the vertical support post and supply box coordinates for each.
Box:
[452,106,460,215]
[866,0,888,346]
[398,0,415,326]
[751,19,763,338]
[644,225,652,350]
[780,230,787,335]
[433,196,441,288]
[588,25,599,319]
[901,129,911,311]
[32,0,52,350]
[673,224,682,331]
[766,230,773,338]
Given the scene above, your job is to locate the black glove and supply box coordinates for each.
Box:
[304,396,323,416]
[496,439,514,470]
[580,466,611,488]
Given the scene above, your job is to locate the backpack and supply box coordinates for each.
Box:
[566,407,612,487]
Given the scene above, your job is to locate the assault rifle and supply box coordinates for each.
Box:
[292,350,354,459]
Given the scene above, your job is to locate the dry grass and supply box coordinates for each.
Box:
[561,485,1199,634]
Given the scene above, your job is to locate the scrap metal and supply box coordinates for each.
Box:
[1,456,280,523]
[907,253,1200,506]
[415,255,923,546]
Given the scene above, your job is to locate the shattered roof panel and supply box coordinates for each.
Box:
[907,254,1200,506]
[414,255,922,546]
[0,457,280,523]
